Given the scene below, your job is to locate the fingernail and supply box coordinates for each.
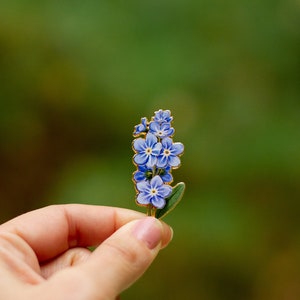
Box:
[132,217,162,250]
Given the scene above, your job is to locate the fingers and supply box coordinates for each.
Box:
[40,247,92,279]
[0,204,145,262]
[44,217,173,300]
[0,205,173,299]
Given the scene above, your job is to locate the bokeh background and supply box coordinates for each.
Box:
[0,0,300,299]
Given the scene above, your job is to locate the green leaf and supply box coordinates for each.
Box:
[155,182,185,219]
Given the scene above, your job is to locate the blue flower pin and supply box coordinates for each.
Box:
[132,109,185,218]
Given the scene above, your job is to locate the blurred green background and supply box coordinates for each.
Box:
[0,0,300,299]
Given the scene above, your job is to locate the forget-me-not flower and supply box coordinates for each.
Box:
[157,137,184,168]
[153,109,173,124]
[132,109,185,214]
[136,175,172,209]
[133,117,148,136]
[149,121,174,139]
[133,133,162,167]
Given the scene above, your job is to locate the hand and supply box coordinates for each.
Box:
[0,204,173,299]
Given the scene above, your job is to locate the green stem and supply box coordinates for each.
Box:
[147,205,152,216]
[152,165,158,176]
[151,207,157,217]
[146,205,157,217]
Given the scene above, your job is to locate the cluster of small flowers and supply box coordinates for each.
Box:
[132,109,184,211]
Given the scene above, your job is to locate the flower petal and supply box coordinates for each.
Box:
[136,181,149,192]
[134,171,145,182]
[146,155,157,168]
[167,128,175,136]
[162,137,173,148]
[138,165,148,172]
[149,121,160,132]
[161,172,173,183]
[169,155,180,167]
[151,175,164,188]
[133,125,140,135]
[145,133,157,146]
[137,192,151,205]
[156,156,168,168]
[134,153,148,165]
[171,142,184,155]
[151,142,162,155]
[141,117,148,126]
[154,109,173,123]
[133,138,146,152]
[151,196,166,209]
[158,184,172,198]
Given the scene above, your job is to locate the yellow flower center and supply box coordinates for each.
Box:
[145,147,152,155]
[164,149,170,156]
[150,189,158,195]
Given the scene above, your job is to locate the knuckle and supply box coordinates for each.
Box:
[102,240,141,266]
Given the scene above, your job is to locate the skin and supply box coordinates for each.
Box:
[0,204,173,300]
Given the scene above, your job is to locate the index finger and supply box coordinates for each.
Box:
[0,204,144,262]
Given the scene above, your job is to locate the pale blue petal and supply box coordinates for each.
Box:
[169,155,180,167]
[153,110,163,122]
[167,127,175,136]
[171,142,184,155]
[145,133,157,146]
[159,185,172,198]
[162,137,173,148]
[133,138,146,152]
[133,125,141,135]
[134,117,148,135]
[149,121,160,132]
[158,153,169,165]
[154,109,173,124]
[151,142,162,155]
[161,172,173,183]
[137,192,151,205]
[141,117,148,126]
[136,181,149,192]
[162,110,172,122]
[151,196,166,209]
[156,156,168,168]
[151,175,164,188]
[161,123,170,130]
[134,153,148,165]
[146,155,157,167]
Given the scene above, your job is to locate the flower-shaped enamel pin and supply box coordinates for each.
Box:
[132,109,185,218]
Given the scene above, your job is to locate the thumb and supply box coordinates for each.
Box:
[87,217,173,298]
[44,217,173,300]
